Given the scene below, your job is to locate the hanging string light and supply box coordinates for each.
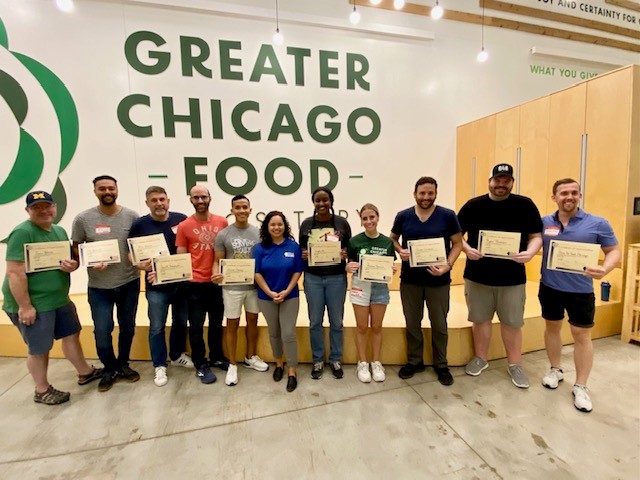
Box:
[431,0,444,20]
[272,0,284,45]
[477,2,488,62]
[393,0,405,10]
[350,0,361,25]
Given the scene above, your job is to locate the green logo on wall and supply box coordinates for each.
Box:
[0,17,78,226]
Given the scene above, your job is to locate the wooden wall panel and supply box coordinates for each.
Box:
[519,97,550,213]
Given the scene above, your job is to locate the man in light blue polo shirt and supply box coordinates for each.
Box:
[539,178,620,413]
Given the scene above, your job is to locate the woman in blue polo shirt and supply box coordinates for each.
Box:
[253,211,304,392]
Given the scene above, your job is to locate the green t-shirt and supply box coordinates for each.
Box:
[347,232,395,261]
[2,221,71,313]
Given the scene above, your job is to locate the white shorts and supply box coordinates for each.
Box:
[222,289,259,319]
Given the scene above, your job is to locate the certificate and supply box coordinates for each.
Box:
[408,238,448,267]
[79,239,121,267]
[478,230,521,259]
[220,259,255,285]
[358,254,394,284]
[24,240,71,273]
[547,240,600,274]
[127,234,169,264]
[308,241,341,267]
[152,253,193,285]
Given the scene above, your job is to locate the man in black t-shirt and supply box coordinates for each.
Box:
[457,164,542,389]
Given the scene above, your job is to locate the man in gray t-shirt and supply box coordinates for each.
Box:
[212,195,268,386]
[71,175,140,392]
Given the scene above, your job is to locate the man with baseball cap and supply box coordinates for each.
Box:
[457,164,543,388]
[2,191,102,405]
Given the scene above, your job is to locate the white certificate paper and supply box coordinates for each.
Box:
[152,253,193,285]
[358,254,394,284]
[220,259,255,285]
[478,230,521,259]
[24,240,71,273]
[547,240,600,274]
[408,238,447,267]
[308,241,341,267]
[127,234,170,264]
[79,239,121,267]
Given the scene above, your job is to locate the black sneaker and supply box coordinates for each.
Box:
[119,366,140,383]
[34,385,70,405]
[98,372,118,392]
[398,363,426,380]
[311,362,324,380]
[435,367,454,386]
[210,359,230,371]
[329,362,344,379]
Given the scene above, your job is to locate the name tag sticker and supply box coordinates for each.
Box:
[544,226,560,237]
[95,225,111,235]
[284,252,294,258]
[326,233,340,242]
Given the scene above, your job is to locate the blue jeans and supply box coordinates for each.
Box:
[186,282,224,368]
[146,285,189,367]
[304,272,347,363]
[87,279,140,374]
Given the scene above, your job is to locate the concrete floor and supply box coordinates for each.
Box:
[0,337,637,480]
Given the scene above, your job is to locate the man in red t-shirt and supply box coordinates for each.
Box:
[176,185,228,384]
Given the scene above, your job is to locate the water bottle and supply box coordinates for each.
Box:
[600,281,611,302]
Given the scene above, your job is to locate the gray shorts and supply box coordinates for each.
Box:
[464,279,526,328]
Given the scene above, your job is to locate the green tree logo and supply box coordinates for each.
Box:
[0,17,78,238]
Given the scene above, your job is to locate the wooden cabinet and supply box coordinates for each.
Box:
[456,115,495,210]
[622,243,640,343]
[519,97,549,212]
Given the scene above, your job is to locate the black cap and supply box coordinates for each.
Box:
[25,191,54,207]
[490,163,514,179]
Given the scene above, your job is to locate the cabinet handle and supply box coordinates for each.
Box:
[471,156,476,198]
[580,134,587,209]
[516,147,522,194]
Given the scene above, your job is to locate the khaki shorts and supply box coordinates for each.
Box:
[464,279,526,328]
[222,289,259,319]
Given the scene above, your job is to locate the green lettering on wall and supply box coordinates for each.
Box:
[307,105,340,144]
[286,47,311,86]
[310,159,338,191]
[219,40,243,81]
[346,53,370,91]
[210,99,223,139]
[347,108,380,144]
[162,97,202,138]
[231,101,261,141]
[264,157,302,195]
[319,50,339,89]
[117,94,152,137]
[249,45,287,84]
[180,36,212,78]
[268,104,302,142]
[216,157,258,194]
[125,31,170,75]
[184,157,208,194]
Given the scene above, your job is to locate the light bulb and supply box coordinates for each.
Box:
[477,48,489,62]
[349,9,361,25]
[370,0,382,4]
[393,0,405,9]
[55,0,74,12]
[431,5,444,20]
[272,29,284,45]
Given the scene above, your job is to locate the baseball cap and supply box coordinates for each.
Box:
[489,163,514,179]
[25,191,54,207]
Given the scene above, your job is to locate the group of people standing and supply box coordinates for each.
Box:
[3,163,619,413]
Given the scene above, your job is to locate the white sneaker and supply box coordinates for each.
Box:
[154,366,168,387]
[171,353,194,369]
[572,384,593,412]
[542,367,564,389]
[225,364,238,386]
[371,361,386,382]
[243,355,269,372]
[357,361,371,383]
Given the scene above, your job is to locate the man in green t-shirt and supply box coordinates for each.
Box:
[2,191,102,405]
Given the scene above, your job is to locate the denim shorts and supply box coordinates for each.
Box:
[350,277,390,307]
[7,301,81,355]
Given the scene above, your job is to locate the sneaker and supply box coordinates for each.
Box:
[171,353,194,369]
[508,364,529,388]
[465,356,489,376]
[357,361,372,383]
[119,366,140,383]
[98,372,118,392]
[311,362,324,380]
[77,367,103,385]
[572,384,593,412]
[34,385,70,405]
[154,366,168,387]
[225,364,238,386]
[329,361,344,379]
[196,365,217,384]
[210,359,230,371]
[371,361,386,382]
[243,355,269,372]
[542,367,564,389]
[435,367,454,386]
[398,363,426,380]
